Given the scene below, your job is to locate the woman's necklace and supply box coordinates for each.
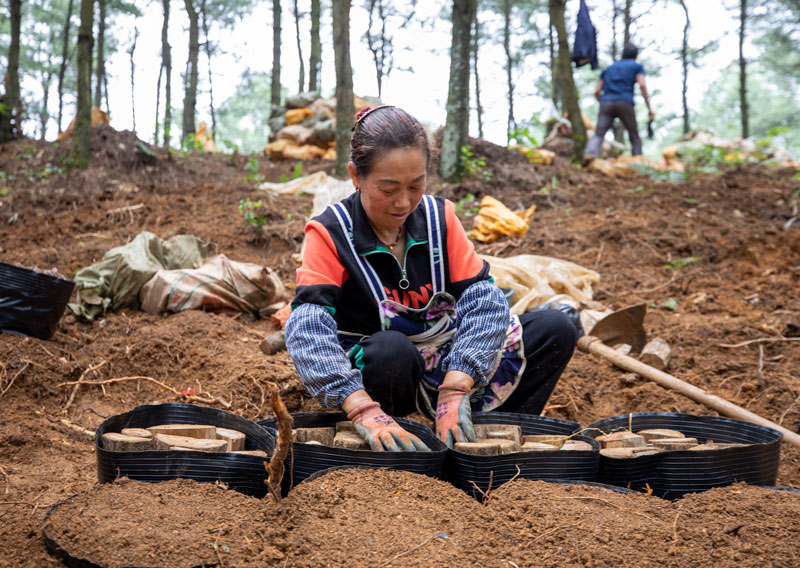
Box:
[376,224,404,250]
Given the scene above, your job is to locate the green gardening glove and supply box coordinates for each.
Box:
[347,402,430,452]
[435,384,477,448]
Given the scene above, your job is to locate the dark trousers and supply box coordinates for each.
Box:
[358,309,578,416]
[584,100,642,158]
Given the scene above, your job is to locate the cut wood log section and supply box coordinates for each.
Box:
[520,441,558,451]
[153,433,228,452]
[260,331,286,355]
[688,442,747,451]
[495,439,519,454]
[596,431,646,449]
[522,434,566,448]
[639,338,671,371]
[636,428,685,442]
[562,440,595,451]
[120,428,153,439]
[335,421,356,433]
[650,438,699,450]
[485,425,522,447]
[148,424,217,439]
[102,432,154,452]
[332,431,370,450]
[293,427,335,446]
[454,441,503,456]
[600,447,663,458]
[215,427,246,451]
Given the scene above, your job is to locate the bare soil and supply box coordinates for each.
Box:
[0,126,798,567]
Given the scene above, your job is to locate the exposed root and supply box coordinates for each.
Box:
[265,381,293,503]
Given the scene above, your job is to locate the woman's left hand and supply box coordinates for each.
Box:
[435,372,477,448]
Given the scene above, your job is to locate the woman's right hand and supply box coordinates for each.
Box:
[347,401,430,452]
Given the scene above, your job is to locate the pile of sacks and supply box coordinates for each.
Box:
[264,91,380,161]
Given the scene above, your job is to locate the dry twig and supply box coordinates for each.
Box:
[719,337,800,348]
[65,360,107,411]
[376,533,439,568]
[0,467,10,495]
[265,381,293,503]
[530,519,585,543]
[56,376,231,408]
[551,496,660,523]
[0,362,30,399]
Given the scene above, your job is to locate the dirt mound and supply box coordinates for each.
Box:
[40,471,800,568]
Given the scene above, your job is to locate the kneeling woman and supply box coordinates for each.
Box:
[285,105,577,451]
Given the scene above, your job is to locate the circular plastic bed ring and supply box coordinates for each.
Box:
[444,411,600,500]
[259,411,447,496]
[585,412,783,499]
[95,403,277,498]
[0,262,75,340]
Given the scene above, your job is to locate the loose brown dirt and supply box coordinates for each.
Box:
[1,126,799,567]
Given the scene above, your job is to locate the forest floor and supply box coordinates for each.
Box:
[0,124,799,567]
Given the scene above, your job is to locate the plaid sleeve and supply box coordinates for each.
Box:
[284,302,364,409]
[441,279,509,388]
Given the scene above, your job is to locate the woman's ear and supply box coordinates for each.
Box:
[347,161,360,191]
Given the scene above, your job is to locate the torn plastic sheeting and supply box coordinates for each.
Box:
[68,231,207,321]
[0,262,75,340]
[95,403,277,498]
[139,254,287,316]
[444,412,597,500]
[259,170,355,219]
[585,412,782,500]
[481,254,599,316]
[258,411,447,496]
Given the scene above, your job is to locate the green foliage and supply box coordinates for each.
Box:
[244,158,265,183]
[662,298,679,311]
[133,140,156,158]
[665,257,699,272]
[181,133,204,153]
[279,161,305,183]
[238,198,268,230]
[508,124,540,148]
[459,146,493,182]
[216,71,273,154]
[454,193,479,216]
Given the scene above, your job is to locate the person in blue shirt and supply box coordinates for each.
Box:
[583,44,654,164]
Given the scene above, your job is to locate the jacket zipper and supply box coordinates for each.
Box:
[363,240,422,291]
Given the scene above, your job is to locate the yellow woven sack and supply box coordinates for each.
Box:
[471,196,536,243]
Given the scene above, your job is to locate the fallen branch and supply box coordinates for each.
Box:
[265,381,293,503]
[59,419,95,438]
[719,337,800,348]
[56,376,231,408]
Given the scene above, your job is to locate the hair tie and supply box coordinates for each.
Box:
[352,104,394,131]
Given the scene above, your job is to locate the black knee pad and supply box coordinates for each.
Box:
[359,330,424,416]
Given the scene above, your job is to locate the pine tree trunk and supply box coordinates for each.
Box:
[94,0,106,109]
[679,0,690,134]
[502,0,515,144]
[57,0,74,134]
[71,0,94,164]
[623,0,632,46]
[0,0,21,142]
[183,0,200,144]
[440,0,476,182]
[201,0,216,137]
[162,0,172,148]
[40,31,56,141]
[308,0,320,92]
[294,0,305,93]
[332,0,354,177]
[130,24,138,134]
[472,7,483,140]
[271,0,282,108]
[611,0,618,59]
[550,0,586,162]
[739,0,749,138]
[549,21,562,113]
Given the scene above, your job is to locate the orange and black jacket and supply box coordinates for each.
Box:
[285,192,509,408]
[293,192,492,334]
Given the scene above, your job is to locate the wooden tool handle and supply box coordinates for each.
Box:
[578,335,800,449]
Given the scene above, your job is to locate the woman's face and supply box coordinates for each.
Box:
[349,147,427,233]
